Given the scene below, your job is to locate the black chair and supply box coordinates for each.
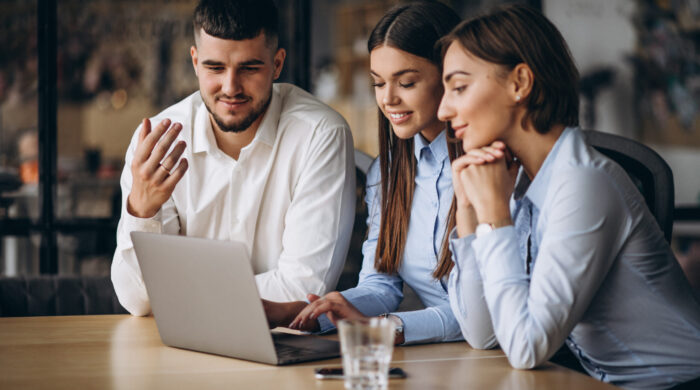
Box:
[0,275,127,317]
[583,129,674,243]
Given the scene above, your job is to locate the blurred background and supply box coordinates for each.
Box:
[0,0,698,291]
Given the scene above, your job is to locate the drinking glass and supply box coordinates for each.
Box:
[337,317,395,390]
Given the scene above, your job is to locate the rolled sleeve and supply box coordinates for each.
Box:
[394,304,463,344]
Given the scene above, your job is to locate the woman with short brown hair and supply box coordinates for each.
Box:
[440,4,700,389]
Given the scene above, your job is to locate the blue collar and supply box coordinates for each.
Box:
[514,127,575,209]
[413,130,448,163]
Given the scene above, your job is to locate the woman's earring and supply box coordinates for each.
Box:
[515,95,521,102]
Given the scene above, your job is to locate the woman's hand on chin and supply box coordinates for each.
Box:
[457,141,515,224]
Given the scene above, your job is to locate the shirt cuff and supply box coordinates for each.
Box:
[393,307,444,345]
[448,227,479,277]
[471,225,525,281]
[122,208,164,234]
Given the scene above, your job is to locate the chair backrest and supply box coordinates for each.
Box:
[582,129,674,243]
[0,275,128,317]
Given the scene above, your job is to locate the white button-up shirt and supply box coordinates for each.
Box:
[112,83,356,316]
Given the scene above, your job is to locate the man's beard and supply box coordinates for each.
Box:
[204,91,272,133]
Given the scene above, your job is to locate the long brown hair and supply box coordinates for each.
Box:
[368,1,460,279]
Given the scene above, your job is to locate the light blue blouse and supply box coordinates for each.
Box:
[318,130,463,344]
[449,127,700,389]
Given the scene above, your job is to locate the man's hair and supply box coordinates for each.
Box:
[439,4,580,134]
[193,0,279,48]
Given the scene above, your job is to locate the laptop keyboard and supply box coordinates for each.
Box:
[272,333,340,364]
[275,342,321,363]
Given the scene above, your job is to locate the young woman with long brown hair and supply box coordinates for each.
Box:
[264,1,479,345]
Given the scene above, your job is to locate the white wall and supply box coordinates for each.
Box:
[545,0,700,205]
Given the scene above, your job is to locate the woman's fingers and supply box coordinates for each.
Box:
[490,140,507,150]
[452,154,485,171]
[480,146,505,158]
[289,299,328,329]
[307,294,321,303]
[466,148,503,163]
[288,292,362,330]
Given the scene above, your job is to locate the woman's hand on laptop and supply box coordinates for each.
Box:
[262,299,313,330]
[288,292,366,331]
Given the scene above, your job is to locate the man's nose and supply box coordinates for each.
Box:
[221,70,242,97]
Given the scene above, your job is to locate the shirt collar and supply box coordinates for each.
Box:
[192,87,282,154]
[413,129,448,163]
[516,126,574,209]
[252,85,281,148]
[192,98,216,154]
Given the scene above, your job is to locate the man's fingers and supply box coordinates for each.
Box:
[162,158,188,189]
[154,141,186,181]
[147,122,183,169]
[138,118,151,143]
[133,118,154,164]
[135,119,173,163]
[134,118,172,164]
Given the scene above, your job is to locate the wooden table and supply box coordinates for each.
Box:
[0,315,617,389]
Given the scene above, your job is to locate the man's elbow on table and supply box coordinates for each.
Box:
[112,271,152,316]
[115,290,152,316]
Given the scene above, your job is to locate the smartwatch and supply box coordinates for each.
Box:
[475,218,513,238]
[475,223,495,238]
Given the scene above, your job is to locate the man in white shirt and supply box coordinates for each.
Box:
[111,0,355,316]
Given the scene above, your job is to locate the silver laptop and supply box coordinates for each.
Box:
[131,231,340,365]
